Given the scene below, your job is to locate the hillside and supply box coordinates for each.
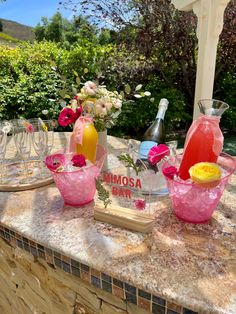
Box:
[0,18,34,41]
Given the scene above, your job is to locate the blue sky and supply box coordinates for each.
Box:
[0,0,74,27]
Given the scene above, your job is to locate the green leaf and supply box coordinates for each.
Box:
[73,70,78,77]
[120,91,125,99]
[84,68,89,74]
[95,69,102,78]
[95,179,112,208]
[72,87,77,95]
[60,74,67,81]
[134,94,142,98]
[58,89,67,98]
[135,84,142,91]
[125,84,131,94]
[76,76,81,86]
[118,154,142,176]
[144,91,151,96]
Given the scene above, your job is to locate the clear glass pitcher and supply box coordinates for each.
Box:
[178,99,229,180]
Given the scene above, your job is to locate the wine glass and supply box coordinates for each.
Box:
[166,140,178,156]
[12,121,33,183]
[0,121,11,184]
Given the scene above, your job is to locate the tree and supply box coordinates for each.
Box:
[0,20,3,32]
[34,12,98,45]
[61,1,197,105]
[60,0,235,112]
[34,13,65,42]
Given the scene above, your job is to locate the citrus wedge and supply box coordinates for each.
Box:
[189,162,222,188]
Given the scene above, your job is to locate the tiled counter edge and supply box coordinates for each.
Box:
[0,223,197,314]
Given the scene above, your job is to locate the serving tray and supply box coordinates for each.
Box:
[0,160,54,192]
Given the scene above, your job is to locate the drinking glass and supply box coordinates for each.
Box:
[12,122,33,183]
[166,140,178,156]
[41,120,56,155]
[30,121,49,178]
[29,119,56,154]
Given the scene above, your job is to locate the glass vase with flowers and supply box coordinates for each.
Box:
[58,81,123,168]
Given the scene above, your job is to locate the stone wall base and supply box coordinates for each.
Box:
[0,238,149,314]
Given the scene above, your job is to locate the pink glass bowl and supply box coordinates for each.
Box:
[162,153,236,223]
[47,145,106,207]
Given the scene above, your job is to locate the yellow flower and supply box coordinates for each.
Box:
[189,162,222,188]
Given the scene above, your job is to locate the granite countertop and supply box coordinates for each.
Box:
[1,132,236,314]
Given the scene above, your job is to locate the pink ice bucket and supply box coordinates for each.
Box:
[46,145,106,207]
[162,153,236,223]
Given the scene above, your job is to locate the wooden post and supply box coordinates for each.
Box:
[171,0,230,120]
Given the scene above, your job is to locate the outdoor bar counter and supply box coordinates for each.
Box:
[0,132,236,314]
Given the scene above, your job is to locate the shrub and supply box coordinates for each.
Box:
[0,42,65,120]
[0,40,234,139]
[111,76,190,138]
[214,71,236,132]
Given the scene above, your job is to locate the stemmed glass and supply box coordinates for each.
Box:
[41,119,56,155]
[0,121,11,184]
[12,120,33,183]
[30,120,49,178]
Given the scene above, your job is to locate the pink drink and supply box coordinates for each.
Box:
[162,153,236,223]
[179,99,229,180]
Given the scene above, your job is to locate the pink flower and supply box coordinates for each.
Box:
[23,121,34,133]
[148,144,170,166]
[84,81,98,96]
[45,153,66,172]
[134,199,146,210]
[163,166,178,179]
[58,107,77,127]
[71,154,86,167]
[26,123,34,133]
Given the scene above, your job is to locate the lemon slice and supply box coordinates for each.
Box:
[189,162,222,188]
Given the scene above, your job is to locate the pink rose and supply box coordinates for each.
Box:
[45,153,66,172]
[148,144,170,166]
[162,166,178,179]
[71,154,86,167]
[134,199,146,210]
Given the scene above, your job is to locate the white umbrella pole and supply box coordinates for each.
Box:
[171,0,230,120]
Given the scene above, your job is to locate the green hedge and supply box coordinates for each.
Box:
[0,41,235,138]
[0,41,111,122]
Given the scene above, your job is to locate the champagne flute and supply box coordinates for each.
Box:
[12,122,33,183]
[39,119,56,155]
[30,120,49,178]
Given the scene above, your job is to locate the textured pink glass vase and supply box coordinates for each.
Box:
[48,145,106,207]
[162,153,236,223]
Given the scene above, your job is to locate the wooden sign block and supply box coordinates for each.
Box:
[94,205,155,233]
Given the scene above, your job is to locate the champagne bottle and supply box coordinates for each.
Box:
[138,98,169,160]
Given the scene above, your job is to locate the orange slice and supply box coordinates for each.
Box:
[189,162,222,188]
